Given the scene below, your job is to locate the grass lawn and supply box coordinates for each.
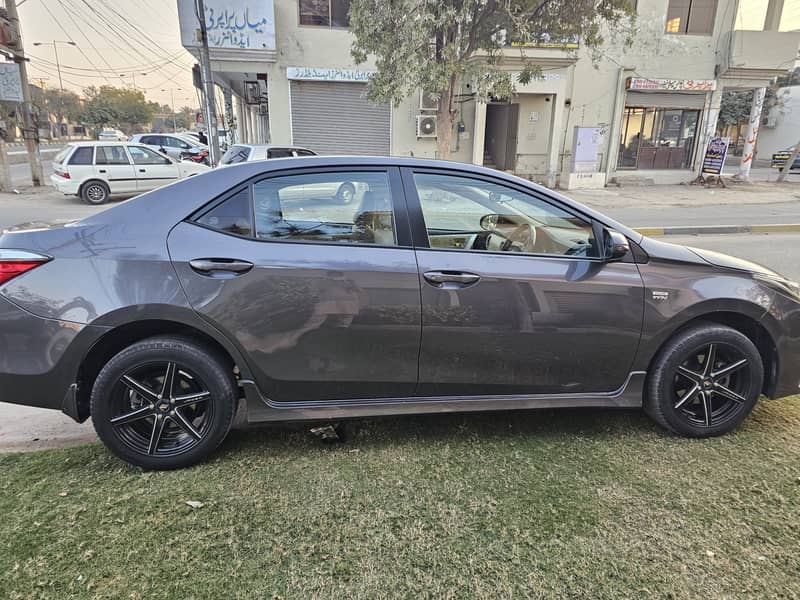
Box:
[2,397,800,599]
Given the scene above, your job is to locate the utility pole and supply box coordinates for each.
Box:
[195,0,219,164]
[162,88,178,132]
[6,0,42,186]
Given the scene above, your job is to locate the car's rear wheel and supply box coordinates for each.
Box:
[336,182,356,204]
[91,337,237,470]
[81,180,109,205]
[645,323,763,437]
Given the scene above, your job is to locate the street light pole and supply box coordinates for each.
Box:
[32,40,76,92]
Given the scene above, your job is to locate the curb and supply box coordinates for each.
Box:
[634,224,800,236]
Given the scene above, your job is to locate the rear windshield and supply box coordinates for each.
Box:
[54,146,72,164]
[68,146,94,165]
[220,145,251,165]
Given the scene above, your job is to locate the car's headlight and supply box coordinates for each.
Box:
[753,273,800,301]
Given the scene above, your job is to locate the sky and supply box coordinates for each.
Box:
[19,0,197,108]
[15,0,800,108]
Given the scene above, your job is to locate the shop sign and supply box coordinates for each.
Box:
[0,63,22,102]
[701,137,730,175]
[626,78,716,92]
[286,67,376,82]
[178,0,276,51]
[771,151,794,169]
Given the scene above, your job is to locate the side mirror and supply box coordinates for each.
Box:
[603,229,630,261]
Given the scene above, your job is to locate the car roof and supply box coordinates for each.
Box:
[80,155,642,243]
[66,141,139,146]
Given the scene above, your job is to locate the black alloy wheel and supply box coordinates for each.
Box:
[645,324,763,437]
[91,337,237,469]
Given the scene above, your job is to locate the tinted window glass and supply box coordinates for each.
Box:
[295,149,316,156]
[68,146,94,165]
[220,145,251,165]
[299,0,350,27]
[129,146,172,165]
[252,172,395,246]
[196,188,253,237]
[95,146,130,165]
[413,172,598,257]
[267,148,294,159]
[164,136,190,149]
[54,146,71,163]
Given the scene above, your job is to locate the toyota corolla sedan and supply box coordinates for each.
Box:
[2,157,799,469]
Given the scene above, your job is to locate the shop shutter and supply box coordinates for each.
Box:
[625,91,707,109]
[290,81,390,155]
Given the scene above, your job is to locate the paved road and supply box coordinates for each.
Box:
[605,202,800,228]
[1,228,798,452]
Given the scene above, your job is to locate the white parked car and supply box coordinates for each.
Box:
[50,142,210,205]
[129,133,208,162]
[219,143,316,165]
[97,129,127,141]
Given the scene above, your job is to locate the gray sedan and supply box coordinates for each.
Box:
[1,156,799,469]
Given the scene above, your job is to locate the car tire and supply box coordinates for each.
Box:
[336,182,356,204]
[644,323,763,438]
[90,336,238,470]
[81,180,110,205]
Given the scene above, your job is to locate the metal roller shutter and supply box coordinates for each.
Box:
[290,81,390,155]
[625,91,707,109]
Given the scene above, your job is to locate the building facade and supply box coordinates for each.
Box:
[179,0,800,186]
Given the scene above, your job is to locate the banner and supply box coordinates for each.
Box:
[701,136,730,175]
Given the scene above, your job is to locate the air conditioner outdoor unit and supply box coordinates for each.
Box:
[419,91,438,111]
[416,114,437,138]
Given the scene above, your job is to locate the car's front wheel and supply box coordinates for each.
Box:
[91,337,237,470]
[645,323,763,437]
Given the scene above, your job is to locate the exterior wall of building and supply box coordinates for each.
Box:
[758,85,800,156]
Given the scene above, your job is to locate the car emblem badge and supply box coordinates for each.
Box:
[652,291,670,302]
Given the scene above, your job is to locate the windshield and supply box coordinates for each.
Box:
[220,145,251,165]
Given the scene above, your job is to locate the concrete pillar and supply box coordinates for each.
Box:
[472,100,487,166]
[235,96,244,144]
[737,87,766,181]
[223,87,233,142]
[693,89,722,172]
[764,0,784,31]
[243,106,251,143]
[546,93,562,188]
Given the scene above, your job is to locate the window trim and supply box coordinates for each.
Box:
[400,166,608,262]
[665,0,717,36]
[187,166,413,249]
[297,0,351,29]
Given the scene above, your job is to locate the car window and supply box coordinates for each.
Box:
[267,148,294,159]
[196,188,253,237]
[68,146,94,165]
[54,146,72,163]
[164,136,190,149]
[95,146,131,165]
[294,149,316,156]
[128,146,172,165]
[252,172,396,246]
[220,145,251,165]
[413,172,598,258]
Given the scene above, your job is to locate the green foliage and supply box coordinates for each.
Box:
[78,85,154,133]
[718,86,779,129]
[349,0,636,157]
[31,88,82,123]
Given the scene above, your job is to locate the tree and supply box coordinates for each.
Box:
[718,87,779,130]
[349,0,635,158]
[79,85,154,134]
[31,89,81,136]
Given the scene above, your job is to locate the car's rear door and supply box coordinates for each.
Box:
[94,145,137,194]
[127,145,180,191]
[167,166,421,402]
[402,167,644,397]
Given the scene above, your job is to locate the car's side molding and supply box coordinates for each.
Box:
[240,372,647,423]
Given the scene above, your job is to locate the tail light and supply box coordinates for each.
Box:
[0,250,51,286]
[56,168,70,179]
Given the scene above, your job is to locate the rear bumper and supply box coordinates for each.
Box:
[50,173,79,194]
[0,294,106,419]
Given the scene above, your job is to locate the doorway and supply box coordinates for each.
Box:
[483,103,519,171]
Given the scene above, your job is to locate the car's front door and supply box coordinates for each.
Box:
[94,145,137,194]
[167,167,421,402]
[127,145,180,191]
[403,168,644,397]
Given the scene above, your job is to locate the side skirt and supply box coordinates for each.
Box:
[241,372,647,424]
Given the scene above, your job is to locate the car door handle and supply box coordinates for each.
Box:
[139,169,146,173]
[189,258,254,275]
[98,169,106,173]
[423,271,481,287]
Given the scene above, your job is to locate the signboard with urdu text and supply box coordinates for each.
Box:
[701,137,730,175]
